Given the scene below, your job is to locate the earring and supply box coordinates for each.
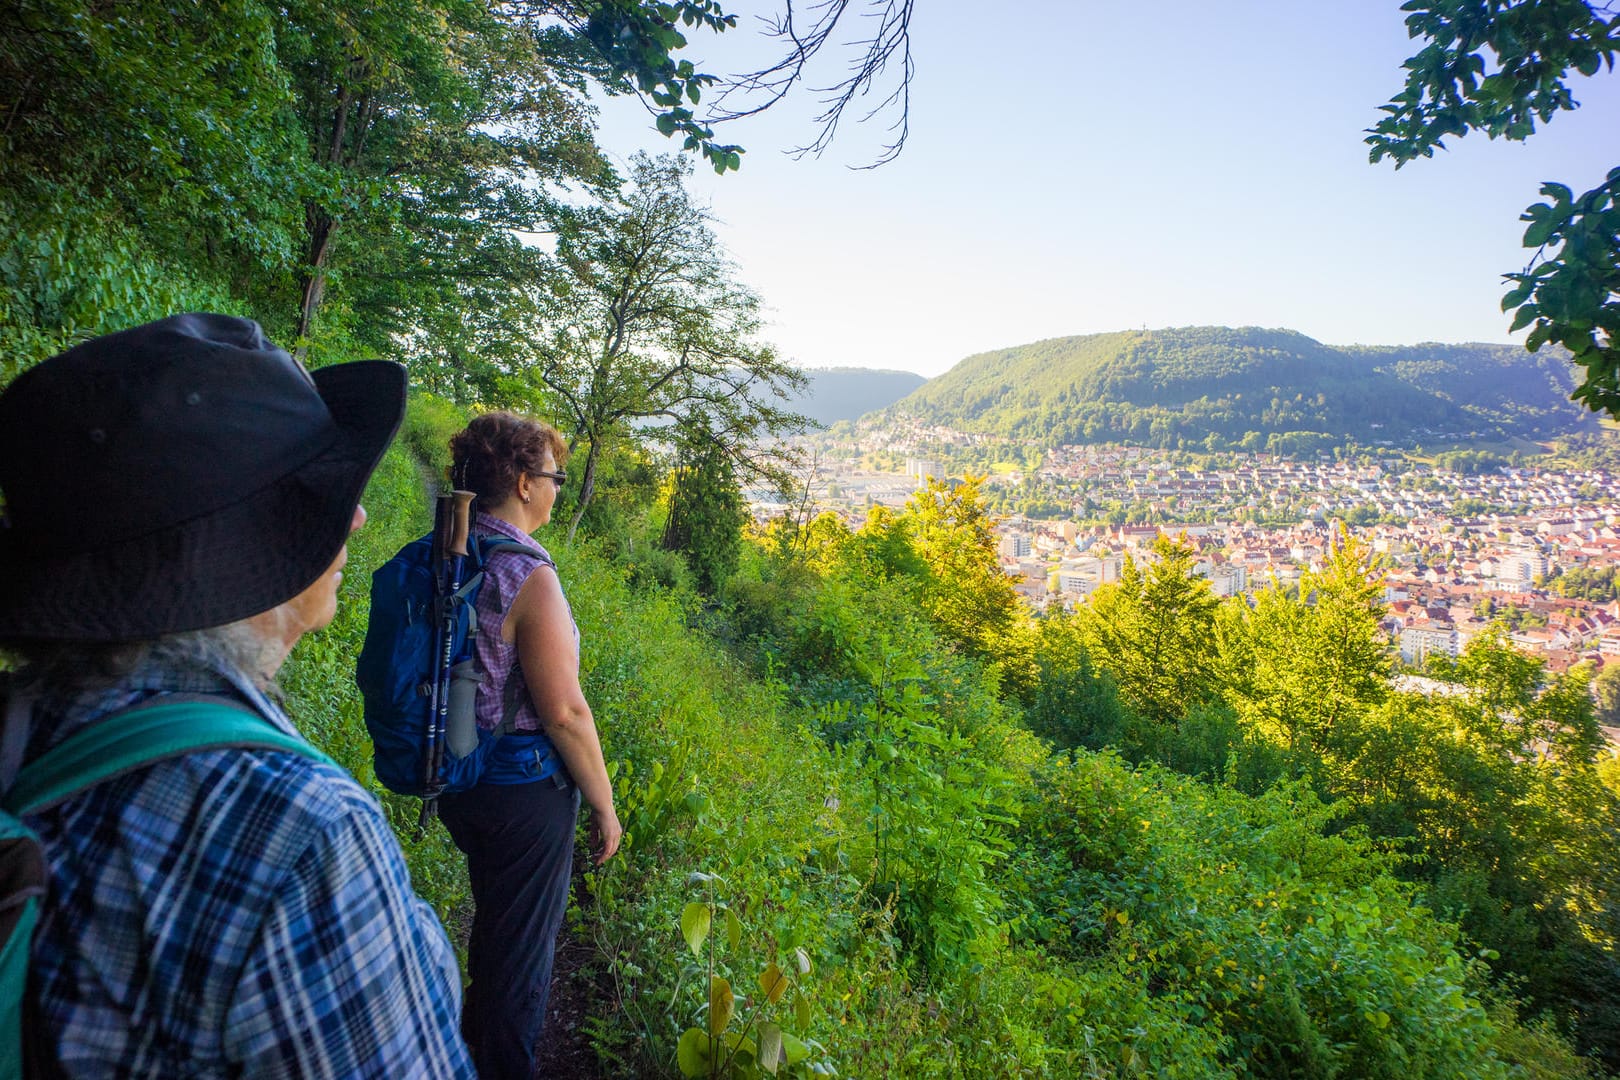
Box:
[521,492,532,504]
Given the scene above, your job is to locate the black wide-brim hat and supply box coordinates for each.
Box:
[0,313,407,642]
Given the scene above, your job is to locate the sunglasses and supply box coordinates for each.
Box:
[531,469,567,490]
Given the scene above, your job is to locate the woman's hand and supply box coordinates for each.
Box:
[589,805,623,865]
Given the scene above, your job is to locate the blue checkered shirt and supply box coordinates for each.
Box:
[7,658,474,1078]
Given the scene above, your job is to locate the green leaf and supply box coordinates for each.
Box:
[758,1022,784,1075]
[1509,303,1541,332]
[656,113,677,136]
[795,990,812,1029]
[759,962,788,1004]
[681,902,711,956]
[677,1028,713,1077]
[709,975,735,1036]
[1541,181,1574,206]
[781,1030,811,1065]
[722,1031,757,1055]
[726,907,742,951]
[1524,218,1558,248]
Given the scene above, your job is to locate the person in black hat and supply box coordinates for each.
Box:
[0,314,475,1077]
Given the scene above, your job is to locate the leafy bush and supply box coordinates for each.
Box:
[1006,755,1519,1078]
[0,192,239,385]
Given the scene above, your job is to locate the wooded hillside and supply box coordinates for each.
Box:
[891,327,1593,448]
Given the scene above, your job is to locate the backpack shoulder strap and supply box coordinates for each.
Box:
[476,535,551,569]
[3,698,337,817]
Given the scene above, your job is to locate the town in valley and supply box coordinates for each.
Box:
[756,422,1620,685]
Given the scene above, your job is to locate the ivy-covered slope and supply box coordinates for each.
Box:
[890,326,1593,447]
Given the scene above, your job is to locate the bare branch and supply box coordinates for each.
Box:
[706,0,915,167]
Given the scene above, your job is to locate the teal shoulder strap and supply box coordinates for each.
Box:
[3,700,338,817]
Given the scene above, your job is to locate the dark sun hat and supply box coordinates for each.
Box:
[0,313,406,642]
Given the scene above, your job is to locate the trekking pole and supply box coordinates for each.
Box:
[419,490,475,831]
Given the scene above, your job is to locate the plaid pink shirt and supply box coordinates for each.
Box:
[471,513,576,733]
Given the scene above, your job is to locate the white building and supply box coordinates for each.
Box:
[1209,564,1247,597]
[1498,550,1548,582]
[905,457,942,486]
[1401,625,1459,665]
[1057,571,1098,598]
[999,534,1032,559]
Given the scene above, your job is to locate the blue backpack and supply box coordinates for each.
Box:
[0,696,335,1079]
[356,531,561,806]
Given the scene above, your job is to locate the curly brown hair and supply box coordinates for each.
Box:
[448,412,569,503]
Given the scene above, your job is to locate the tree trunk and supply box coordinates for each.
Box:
[294,210,336,349]
[566,436,603,544]
[295,83,371,351]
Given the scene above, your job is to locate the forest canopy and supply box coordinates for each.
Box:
[886,326,1595,450]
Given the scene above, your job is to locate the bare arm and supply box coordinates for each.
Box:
[505,564,621,865]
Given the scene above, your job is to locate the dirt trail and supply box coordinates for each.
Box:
[532,929,610,1079]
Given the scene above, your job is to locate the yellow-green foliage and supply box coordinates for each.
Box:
[398,392,468,488]
[561,531,1575,1077]
[1007,758,1515,1078]
[269,397,1600,1078]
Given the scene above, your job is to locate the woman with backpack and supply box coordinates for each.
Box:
[437,411,622,1079]
[0,314,474,1077]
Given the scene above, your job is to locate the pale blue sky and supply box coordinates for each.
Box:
[590,1,1620,377]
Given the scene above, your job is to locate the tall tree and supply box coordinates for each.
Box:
[0,0,308,259]
[0,0,310,365]
[895,475,1028,676]
[1,0,920,387]
[1371,0,1620,415]
[1080,535,1221,725]
[526,152,805,540]
[0,0,754,369]
[1221,526,1392,759]
[660,424,747,594]
[275,0,620,353]
[1352,634,1620,1062]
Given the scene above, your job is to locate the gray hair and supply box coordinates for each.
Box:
[1,619,283,698]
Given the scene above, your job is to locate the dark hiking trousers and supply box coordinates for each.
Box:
[440,775,580,1080]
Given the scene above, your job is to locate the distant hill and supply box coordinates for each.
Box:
[888,326,1594,449]
[790,367,927,426]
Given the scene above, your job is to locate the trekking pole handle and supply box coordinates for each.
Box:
[448,490,474,559]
